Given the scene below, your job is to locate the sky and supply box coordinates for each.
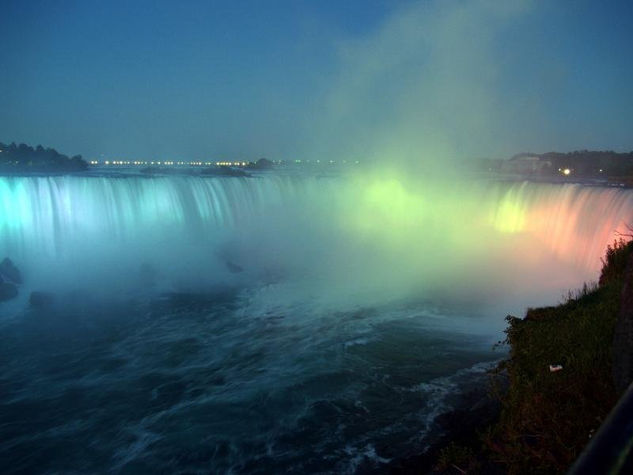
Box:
[1,0,632,163]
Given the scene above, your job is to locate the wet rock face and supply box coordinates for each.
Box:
[0,258,22,284]
[225,260,243,274]
[0,257,21,302]
[613,253,633,393]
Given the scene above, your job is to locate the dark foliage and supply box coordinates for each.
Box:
[484,238,633,474]
[599,238,633,286]
[0,141,88,173]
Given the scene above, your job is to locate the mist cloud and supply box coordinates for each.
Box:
[312,0,535,168]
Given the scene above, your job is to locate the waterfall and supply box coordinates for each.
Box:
[0,175,303,256]
[1,174,632,299]
[0,175,328,292]
[489,181,633,268]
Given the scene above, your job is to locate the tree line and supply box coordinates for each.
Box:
[0,142,88,173]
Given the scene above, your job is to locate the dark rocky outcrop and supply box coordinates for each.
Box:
[225,261,244,273]
[0,257,22,284]
[0,257,21,302]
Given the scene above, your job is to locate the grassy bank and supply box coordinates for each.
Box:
[432,239,633,474]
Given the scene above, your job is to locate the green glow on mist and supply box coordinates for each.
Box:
[344,173,480,249]
[362,178,428,227]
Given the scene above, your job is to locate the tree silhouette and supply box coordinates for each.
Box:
[0,141,88,173]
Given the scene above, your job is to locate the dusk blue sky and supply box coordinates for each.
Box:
[1,0,632,162]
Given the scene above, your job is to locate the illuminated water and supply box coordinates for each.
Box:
[1,172,632,473]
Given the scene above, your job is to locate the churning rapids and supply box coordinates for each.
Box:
[1,171,633,473]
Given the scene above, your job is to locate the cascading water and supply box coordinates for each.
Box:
[489,181,633,269]
[0,174,342,296]
[1,174,631,297]
[2,172,633,473]
[0,175,304,280]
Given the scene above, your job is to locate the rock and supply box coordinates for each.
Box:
[29,291,55,308]
[0,282,18,302]
[225,261,244,273]
[0,258,22,284]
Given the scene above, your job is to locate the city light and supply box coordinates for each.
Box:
[86,158,361,167]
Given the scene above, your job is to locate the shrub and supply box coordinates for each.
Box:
[486,236,633,474]
[599,238,633,286]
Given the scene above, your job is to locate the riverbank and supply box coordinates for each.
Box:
[390,239,633,474]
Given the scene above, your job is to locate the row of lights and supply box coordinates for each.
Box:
[90,160,247,167]
[89,159,360,166]
[216,161,248,167]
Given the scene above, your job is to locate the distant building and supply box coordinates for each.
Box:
[501,153,552,174]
